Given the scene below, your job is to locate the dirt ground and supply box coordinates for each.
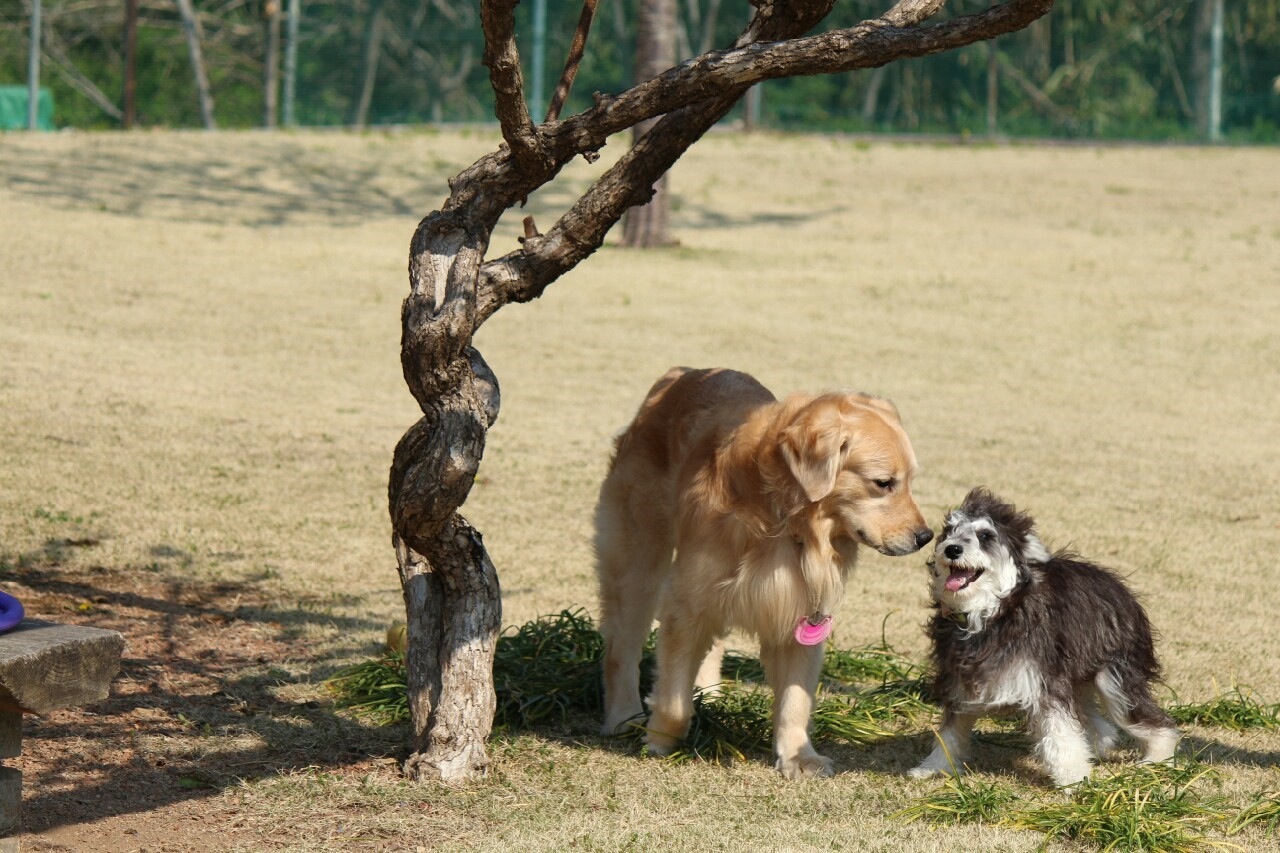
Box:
[8,560,400,852]
[2,128,1278,851]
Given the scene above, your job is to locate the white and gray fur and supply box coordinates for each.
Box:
[909,487,1180,787]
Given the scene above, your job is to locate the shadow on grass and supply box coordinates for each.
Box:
[1,538,403,835]
[0,134,842,235]
[1179,734,1280,769]
[0,137,449,228]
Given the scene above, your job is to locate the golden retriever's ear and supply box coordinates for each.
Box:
[780,404,850,504]
[855,394,901,423]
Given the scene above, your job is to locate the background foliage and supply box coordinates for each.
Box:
[2,0,1279,140]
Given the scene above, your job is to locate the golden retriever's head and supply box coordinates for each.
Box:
[778,393,932,556]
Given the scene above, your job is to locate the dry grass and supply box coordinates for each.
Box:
[1,128,1278,851]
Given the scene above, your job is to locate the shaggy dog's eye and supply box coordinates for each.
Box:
[977,530,995,543]
[873,478,896,492]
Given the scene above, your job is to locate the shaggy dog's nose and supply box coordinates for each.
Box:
[915,529,934,548]
[944,544,964,560]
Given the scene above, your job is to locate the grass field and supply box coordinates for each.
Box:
[2,128,1278,851]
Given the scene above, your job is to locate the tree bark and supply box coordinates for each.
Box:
[390,0,1057,785]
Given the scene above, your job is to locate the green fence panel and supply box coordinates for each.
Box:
[0,86,54,130]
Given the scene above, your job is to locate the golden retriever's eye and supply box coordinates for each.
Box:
[873,478,896,492]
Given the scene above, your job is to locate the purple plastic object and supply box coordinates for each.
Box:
[0,590,24,633]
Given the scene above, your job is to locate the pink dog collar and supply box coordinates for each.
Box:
[794,614,833,646]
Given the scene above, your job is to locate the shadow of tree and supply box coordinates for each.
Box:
[2,541,406,834]
[0,135,463,228]
[0,133,842,235]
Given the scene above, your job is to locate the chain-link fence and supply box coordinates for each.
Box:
[3,0,1278,140]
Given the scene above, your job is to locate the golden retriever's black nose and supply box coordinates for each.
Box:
[915,529,934,548]
[944,543,964,559]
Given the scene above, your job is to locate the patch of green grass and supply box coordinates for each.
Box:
[1006,761,1232,852]
[896,772,1019,826]
[665,688,774,763]
[1228,791,1280,835]
[820,638,921,686]
[328,610,920,758]
[1167,687,1280,732]
[324,653,409,725]
[490,608,616,728]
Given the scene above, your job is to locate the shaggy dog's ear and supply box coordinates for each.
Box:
[1022,532,1051,565]
[780,402,850,504]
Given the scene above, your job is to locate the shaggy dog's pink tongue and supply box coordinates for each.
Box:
[946,568,975,591]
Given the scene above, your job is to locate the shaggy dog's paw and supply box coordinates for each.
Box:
[907,760,962,780]
[777,753,834,780]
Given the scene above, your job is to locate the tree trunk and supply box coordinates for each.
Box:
[986,43,998,136]
[621,0,678,248]
[174,0,216,129]
[123,0,139,128]
[352,0,387,129]
[861,65,887,124]
[1190,0,1213,138]
[390,206,504,781]
[264,0,281,128]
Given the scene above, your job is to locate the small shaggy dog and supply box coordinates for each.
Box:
[595,367,933,778]
[909,487,1179,787]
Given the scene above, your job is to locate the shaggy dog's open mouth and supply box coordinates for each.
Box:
[943,564,984,592]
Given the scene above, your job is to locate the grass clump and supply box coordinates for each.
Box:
[896,772,1019,826]
[491,608,617,728]
[327,609,624,728]
[1166,687,1280,732]
[323,653,409,725]
[1006,761,1232,852]
[328,610,922,758]
[1228,791,1280,835]
[666,688,774,763]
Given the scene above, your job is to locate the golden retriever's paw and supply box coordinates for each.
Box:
[643,729,679,756]
[777,752,834,780]
[600,710,645,737]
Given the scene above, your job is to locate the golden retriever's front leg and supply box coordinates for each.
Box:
[760,640,832,779]
[645,609,715,756]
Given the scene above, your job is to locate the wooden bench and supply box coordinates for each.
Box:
[0,619,126,845]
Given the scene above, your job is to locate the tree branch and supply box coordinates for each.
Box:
[479,0,542,166]
[474,0,1055,318]
[544,0,600,122]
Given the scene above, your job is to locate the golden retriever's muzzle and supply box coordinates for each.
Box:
[873,526,934,556]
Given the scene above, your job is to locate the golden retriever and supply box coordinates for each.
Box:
[595,367,933,778]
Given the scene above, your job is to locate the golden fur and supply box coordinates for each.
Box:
[595,367,933,778]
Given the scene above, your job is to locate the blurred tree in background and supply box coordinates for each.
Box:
[2,0,1277,140]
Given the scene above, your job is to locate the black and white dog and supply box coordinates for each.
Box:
[909,487,1179,787]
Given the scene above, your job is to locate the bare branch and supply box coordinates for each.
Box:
[544,0,600,122]
[39,41,124,121]
[550,0,1055,153]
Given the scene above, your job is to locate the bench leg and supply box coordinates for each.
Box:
[0,710,19,838]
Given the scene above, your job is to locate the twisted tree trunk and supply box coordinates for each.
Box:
[388,0,1056,784]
